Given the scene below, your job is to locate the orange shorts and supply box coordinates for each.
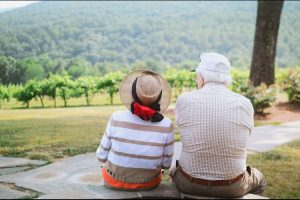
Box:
[101,167,161,190]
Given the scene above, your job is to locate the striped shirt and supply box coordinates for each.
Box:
[96,110,174,183]
[175,83,254,181]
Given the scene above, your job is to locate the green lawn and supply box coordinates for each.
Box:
[247,139,300,199]
[0,105,282,161]
[0,106,123,162]
[0,105,178,161]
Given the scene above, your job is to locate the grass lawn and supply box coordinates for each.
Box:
[247,139,300,199]
[0,106,123,162]
[0,105,283,161]
[0,105,179,162]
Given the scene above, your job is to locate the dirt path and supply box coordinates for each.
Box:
[255,102,300,123]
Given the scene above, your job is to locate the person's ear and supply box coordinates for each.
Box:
[197,74,204,89]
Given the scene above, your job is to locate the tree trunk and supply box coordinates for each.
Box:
[26,102,29,108]
[39,96,44,108]
[110,93,113,105]
[250,1,284,86]
[0,100,2,109]
[64,98,67,107]
[86,93,90,106]
[54,95,56,108]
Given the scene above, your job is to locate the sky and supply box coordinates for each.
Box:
[0,1,38,9]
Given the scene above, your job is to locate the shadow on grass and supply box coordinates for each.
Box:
[10,103,124,110]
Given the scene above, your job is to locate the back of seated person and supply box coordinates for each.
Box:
[171,52,266,198]
[96,70,174,191]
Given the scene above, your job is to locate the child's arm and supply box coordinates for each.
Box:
[161,126,174,169]
[96,116,112,163]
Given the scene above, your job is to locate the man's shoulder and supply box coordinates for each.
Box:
[228,90,252,103]
[227,90,254,111]
[177,90,198,101]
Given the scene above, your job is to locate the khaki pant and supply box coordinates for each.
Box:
[170,165,266,198]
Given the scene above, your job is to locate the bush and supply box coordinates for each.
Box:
[280,68,300,104]
[230,69,249,94]
[231,70,276,114]
[244,84,276,114]
[0,84,10,109]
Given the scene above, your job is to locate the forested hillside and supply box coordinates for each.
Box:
[0,1,299,84]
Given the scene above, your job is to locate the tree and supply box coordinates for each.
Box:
[16,58,45,83]
[14,84,35,108]
[23,79,48,108]
[37,55,55,77]
[66,58,88,79]
[56,74,74,107]
[76,76,98,106]
[98,72,125,105]
[0,85,10,109]
[250,1,284,86]
[0,56,17,85]
[164,69,196,99]
[44,74,63,108]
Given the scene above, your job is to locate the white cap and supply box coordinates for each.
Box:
[196,52,231,75]
[195,52,231,85]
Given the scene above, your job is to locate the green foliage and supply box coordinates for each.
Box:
[54,74,74,107]
[20,79,49,108]
[0,56,18,84]
[1,68,298,110]
[0,1,299,81]
[14,84,35,108]
[76,76,99,106]
[279,68,300,103]
[18,58,45,81]
[66,58,89,79]
[0,84,10,109]
[44,74,65,107]
[245,84,277,114]
[230,69,249,93]
[231,69,276,114]
[98,72,125,105]
[164,68,196,98]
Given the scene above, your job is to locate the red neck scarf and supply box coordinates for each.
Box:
[131,77,164,122]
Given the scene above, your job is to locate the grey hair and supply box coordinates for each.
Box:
[196,68,232,86]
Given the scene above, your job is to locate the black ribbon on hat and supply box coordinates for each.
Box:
[131,77,164,122]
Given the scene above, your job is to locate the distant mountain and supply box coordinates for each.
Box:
[0,1,299,68]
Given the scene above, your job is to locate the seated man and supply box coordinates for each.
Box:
[171,52,266,198]
[96,70,174,191]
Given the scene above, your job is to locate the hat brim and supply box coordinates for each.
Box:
[119,70,172,114]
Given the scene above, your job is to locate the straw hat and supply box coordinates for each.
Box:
[119,70,171,113]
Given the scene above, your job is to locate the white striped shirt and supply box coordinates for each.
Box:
[175,83,254,180]
[96,110,174,181]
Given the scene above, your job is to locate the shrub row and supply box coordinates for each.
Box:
[0,68,299,112]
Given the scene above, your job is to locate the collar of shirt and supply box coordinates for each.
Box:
[200,82,227,91]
